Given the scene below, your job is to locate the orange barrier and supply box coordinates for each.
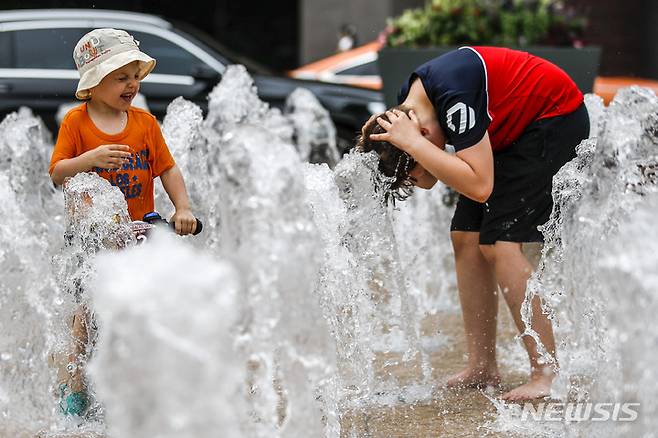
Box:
[594,76,658,105]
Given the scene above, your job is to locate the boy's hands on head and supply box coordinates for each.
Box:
[370,109,424,154]
[85,144,132,169]
[170,208,196,236]
[361,113,378,138]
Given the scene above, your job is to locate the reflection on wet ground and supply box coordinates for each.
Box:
[341,309,528,438]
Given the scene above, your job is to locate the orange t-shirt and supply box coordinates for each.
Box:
[49,103,175,221]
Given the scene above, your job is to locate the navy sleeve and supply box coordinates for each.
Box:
[407,48,491,152]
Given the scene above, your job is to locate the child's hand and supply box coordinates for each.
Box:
[361,113,378,138]
[170,208,196,235]
[86,144,132,169]
[370,109,423,153]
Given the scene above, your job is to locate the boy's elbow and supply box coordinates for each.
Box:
[50,166,66,186]
[472,182,493,203]
[50,171,62,186]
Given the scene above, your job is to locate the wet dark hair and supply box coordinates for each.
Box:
[355,107,417,205]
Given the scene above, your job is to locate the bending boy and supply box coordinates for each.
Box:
[359,46,589,401]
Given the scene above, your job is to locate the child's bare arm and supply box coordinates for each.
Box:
[413,135,493,202]
[160,165,196,235]
[50,144,132,185]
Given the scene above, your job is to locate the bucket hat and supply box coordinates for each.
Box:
[73,28,155,100]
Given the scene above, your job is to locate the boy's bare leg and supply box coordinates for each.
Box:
[446,231,500,388]
[480,241,557,401]
[67,306,89,392]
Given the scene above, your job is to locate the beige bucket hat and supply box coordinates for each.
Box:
[73,28,156,100]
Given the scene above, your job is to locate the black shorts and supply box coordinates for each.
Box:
[450,103,590,245]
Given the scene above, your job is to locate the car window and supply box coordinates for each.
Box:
[13,28,87,69]
[129,31,207,76]
[0,32,11,68]
[0,32,11,67]
[335,60,379,76]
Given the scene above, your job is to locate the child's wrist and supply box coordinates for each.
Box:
[405,135,426,157]
[80,150,95,171]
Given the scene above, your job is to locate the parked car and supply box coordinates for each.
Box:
[289,41,383,90]
[0,9,385,151]
[290,41,658,105]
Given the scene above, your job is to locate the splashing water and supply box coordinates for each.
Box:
[214,122,336,437]
[595,191,658,437]
[488,87,658,436]
[333,152,433,400]
[0,108,62,242]
[89,231,244,438]
[285,88,341,167]
[0,171,58,437]
[2,65,658,438]
[0,109,66,437]
[156,66,341,436]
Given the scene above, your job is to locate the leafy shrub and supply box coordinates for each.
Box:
[384,0,587,48]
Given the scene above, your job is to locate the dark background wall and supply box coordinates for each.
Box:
[299,0,424,64]
[572,0,655,78]
[645,1,658,80]
[299,0,388,65]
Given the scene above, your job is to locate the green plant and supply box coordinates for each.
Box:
[384,0,586,48]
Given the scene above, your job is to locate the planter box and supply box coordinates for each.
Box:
[377,46,602,107]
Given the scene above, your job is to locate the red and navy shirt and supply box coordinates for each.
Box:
[398,46,584,152]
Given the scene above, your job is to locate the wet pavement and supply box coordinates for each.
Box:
[341,309,529,438]
[32,303,530,438]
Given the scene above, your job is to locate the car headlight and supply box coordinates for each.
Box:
[367,102,386,115]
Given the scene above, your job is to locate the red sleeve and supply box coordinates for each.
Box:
[49,120,78,175]
[149,119,175,177]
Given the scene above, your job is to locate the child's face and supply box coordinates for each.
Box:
[90,61,141,111]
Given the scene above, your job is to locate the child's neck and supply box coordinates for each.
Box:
[86,100,127,136]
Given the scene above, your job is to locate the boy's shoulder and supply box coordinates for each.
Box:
[128,106,158,125]
[419,48,482,81]
[61,103,88,125]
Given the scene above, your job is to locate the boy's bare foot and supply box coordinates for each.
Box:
[446,366,501,389]
[502,369,555,401]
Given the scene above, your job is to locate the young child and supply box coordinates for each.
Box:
[358,46,589,401]
[49,28,197,416]
[50,28,196,235]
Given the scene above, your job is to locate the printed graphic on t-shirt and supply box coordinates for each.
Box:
[93,146,151,201]
[446,102,476,134]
